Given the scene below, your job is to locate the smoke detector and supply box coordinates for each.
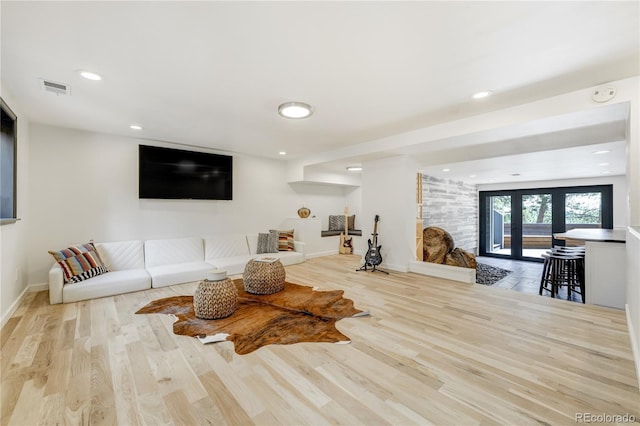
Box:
[40,79,71,96]
[591,86,616,103]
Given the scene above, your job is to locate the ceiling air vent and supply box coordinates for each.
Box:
[40,79,71,96]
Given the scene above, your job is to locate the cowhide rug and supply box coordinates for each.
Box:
[135,279,369,355]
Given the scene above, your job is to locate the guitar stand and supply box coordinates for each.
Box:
[356,263,389,274]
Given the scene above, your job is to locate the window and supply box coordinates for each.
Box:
[1,97,17,223]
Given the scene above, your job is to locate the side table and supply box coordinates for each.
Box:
[243,259,285,295]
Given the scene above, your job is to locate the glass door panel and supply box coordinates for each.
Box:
[488,195,511,256]
[521,193,552,259]
[565,192,602,231]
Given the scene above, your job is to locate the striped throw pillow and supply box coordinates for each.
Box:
[271,229,295,251]
[48,242,109,283]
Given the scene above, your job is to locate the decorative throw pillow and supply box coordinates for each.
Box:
[328,215,344,231]
[271,229,295,251]
[48,242,109,284]
[256,231,278,254]
[328,215,356,231]
[347,215,355,230]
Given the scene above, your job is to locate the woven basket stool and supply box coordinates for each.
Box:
[194,270,238,319]
[243,259,286,295]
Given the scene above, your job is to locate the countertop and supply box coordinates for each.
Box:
[553,228,626,243]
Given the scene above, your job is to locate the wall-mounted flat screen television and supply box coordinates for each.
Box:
[139,145,232,200]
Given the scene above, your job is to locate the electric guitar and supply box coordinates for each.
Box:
[365,215,382,266]
[339,207,353,254]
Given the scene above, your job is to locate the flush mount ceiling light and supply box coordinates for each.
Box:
[442,168,451,172]
[278,151,287,156]
[78,70,102,81]
[346,166,362,172]
[129,124,143,130]
[472,90,493,99]
[278,102,313,119]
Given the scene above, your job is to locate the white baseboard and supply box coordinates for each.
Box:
[306,250,338,259]
[1,286,29,329]
[408,260,476,284]
[626,304,640,391]
[1,283,49,329]
[380,262,409,273]
[30,282,49,292]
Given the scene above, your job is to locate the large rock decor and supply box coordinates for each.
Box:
[423,226,476,269]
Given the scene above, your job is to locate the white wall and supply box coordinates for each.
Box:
[26,124,350,285]
[287,182,361,231]
[0,86,30,326]
[361,156,417,271]
[478,175,628,228]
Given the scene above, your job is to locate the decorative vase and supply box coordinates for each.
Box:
[193,270,238,319]
[297,206,311,218]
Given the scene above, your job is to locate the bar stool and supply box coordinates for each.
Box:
[539,252,585,303]
[552,245,585,255]
[540,253,561,297]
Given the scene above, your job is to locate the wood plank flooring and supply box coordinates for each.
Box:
[2,255,638,425]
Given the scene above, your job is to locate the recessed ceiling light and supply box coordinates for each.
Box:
[278,151,287,156]
[78,70,102,81]
[129,125,143,130]
[601,171,611,174]
[278,102,313,119]
[442,168,450,172]
[469,174,477,178]
[598,162,609,166]
[592,150,611,154]
[472,90,493,99]
[346,166,362,172]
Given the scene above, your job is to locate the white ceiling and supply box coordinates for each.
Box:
[2,1,638,183]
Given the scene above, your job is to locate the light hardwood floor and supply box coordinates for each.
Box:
[2,255,638,425]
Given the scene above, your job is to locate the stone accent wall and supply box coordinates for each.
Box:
[421,175,478,254]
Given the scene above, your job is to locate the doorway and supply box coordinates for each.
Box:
[479,185,613,261]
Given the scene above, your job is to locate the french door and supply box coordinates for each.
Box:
[479,185,613,261]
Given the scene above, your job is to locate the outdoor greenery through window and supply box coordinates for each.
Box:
[566,192,601,226]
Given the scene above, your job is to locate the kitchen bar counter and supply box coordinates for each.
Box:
[554,228,626,243]
[554,228,626,309]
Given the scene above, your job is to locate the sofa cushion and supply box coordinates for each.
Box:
[321,229,363,237]
[273,251,304,266]
[256,232,278,254]
[144,237,204,268]
[62,269,151,303]
[207,255,254,276]
[204,234,249,260]
[147,261,213,288]
[95,240,144,271]
[48,242,109,283]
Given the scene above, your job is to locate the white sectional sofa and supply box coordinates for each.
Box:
[48,234,305,304]
[145,237,213,288]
